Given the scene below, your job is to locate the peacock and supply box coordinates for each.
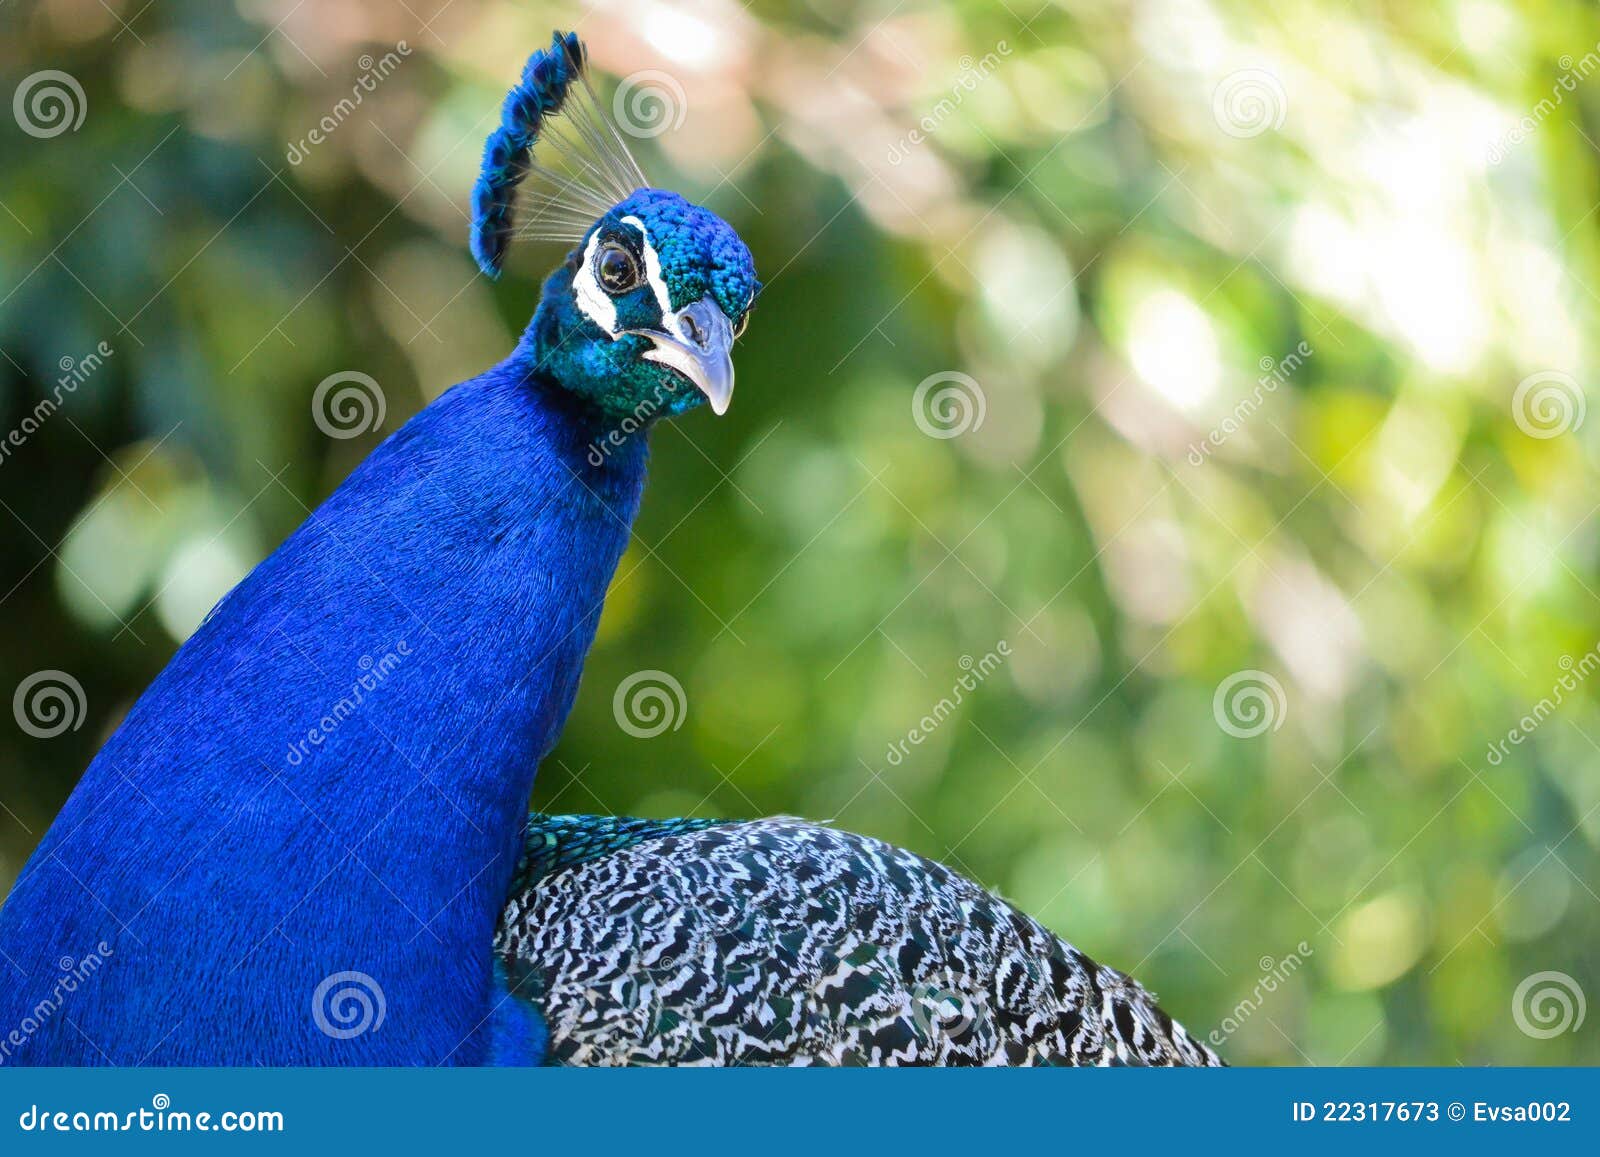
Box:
[0,33,1220,1068]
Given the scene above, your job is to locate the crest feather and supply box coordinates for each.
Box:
[470,32,649,277]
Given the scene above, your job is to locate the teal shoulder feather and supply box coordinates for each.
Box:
[510,813,728,894]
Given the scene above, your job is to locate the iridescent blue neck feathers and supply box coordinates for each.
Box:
[0,365,650,1064]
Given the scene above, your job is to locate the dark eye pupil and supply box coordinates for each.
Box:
[597,247,636,293]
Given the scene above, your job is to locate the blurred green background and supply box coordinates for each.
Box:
[2,0,1599,1065]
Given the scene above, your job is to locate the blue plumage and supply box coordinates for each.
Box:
[0,368,648,1063]
[601,188,759,319]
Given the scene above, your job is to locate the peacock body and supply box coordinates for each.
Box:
[0,33,1218,1067]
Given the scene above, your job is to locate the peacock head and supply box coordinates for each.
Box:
[470,33,757,423]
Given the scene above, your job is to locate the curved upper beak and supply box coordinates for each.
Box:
[626,295,735,415]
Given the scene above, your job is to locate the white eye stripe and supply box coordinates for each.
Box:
[620,214,677,337]
[573,231,619,338]
[574,217,686,343]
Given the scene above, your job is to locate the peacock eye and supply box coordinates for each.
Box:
[733,310,750,340]
[596,244,639,295]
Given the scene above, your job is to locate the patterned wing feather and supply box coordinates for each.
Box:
[494,815,1222,1066]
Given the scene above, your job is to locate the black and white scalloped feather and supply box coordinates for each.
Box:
[494,815,1223,1066]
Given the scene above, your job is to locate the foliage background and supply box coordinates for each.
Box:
[3,0,1599,1065]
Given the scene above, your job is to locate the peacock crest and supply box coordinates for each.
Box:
[471,31,650,276]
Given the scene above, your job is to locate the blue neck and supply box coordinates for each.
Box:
[0,356,647,1064]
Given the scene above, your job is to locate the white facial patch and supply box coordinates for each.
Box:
[573,231,618,337]
[621,214,680,338]
[573,217,680,343]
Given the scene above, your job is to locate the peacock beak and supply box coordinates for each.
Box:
[628,296,735,415]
